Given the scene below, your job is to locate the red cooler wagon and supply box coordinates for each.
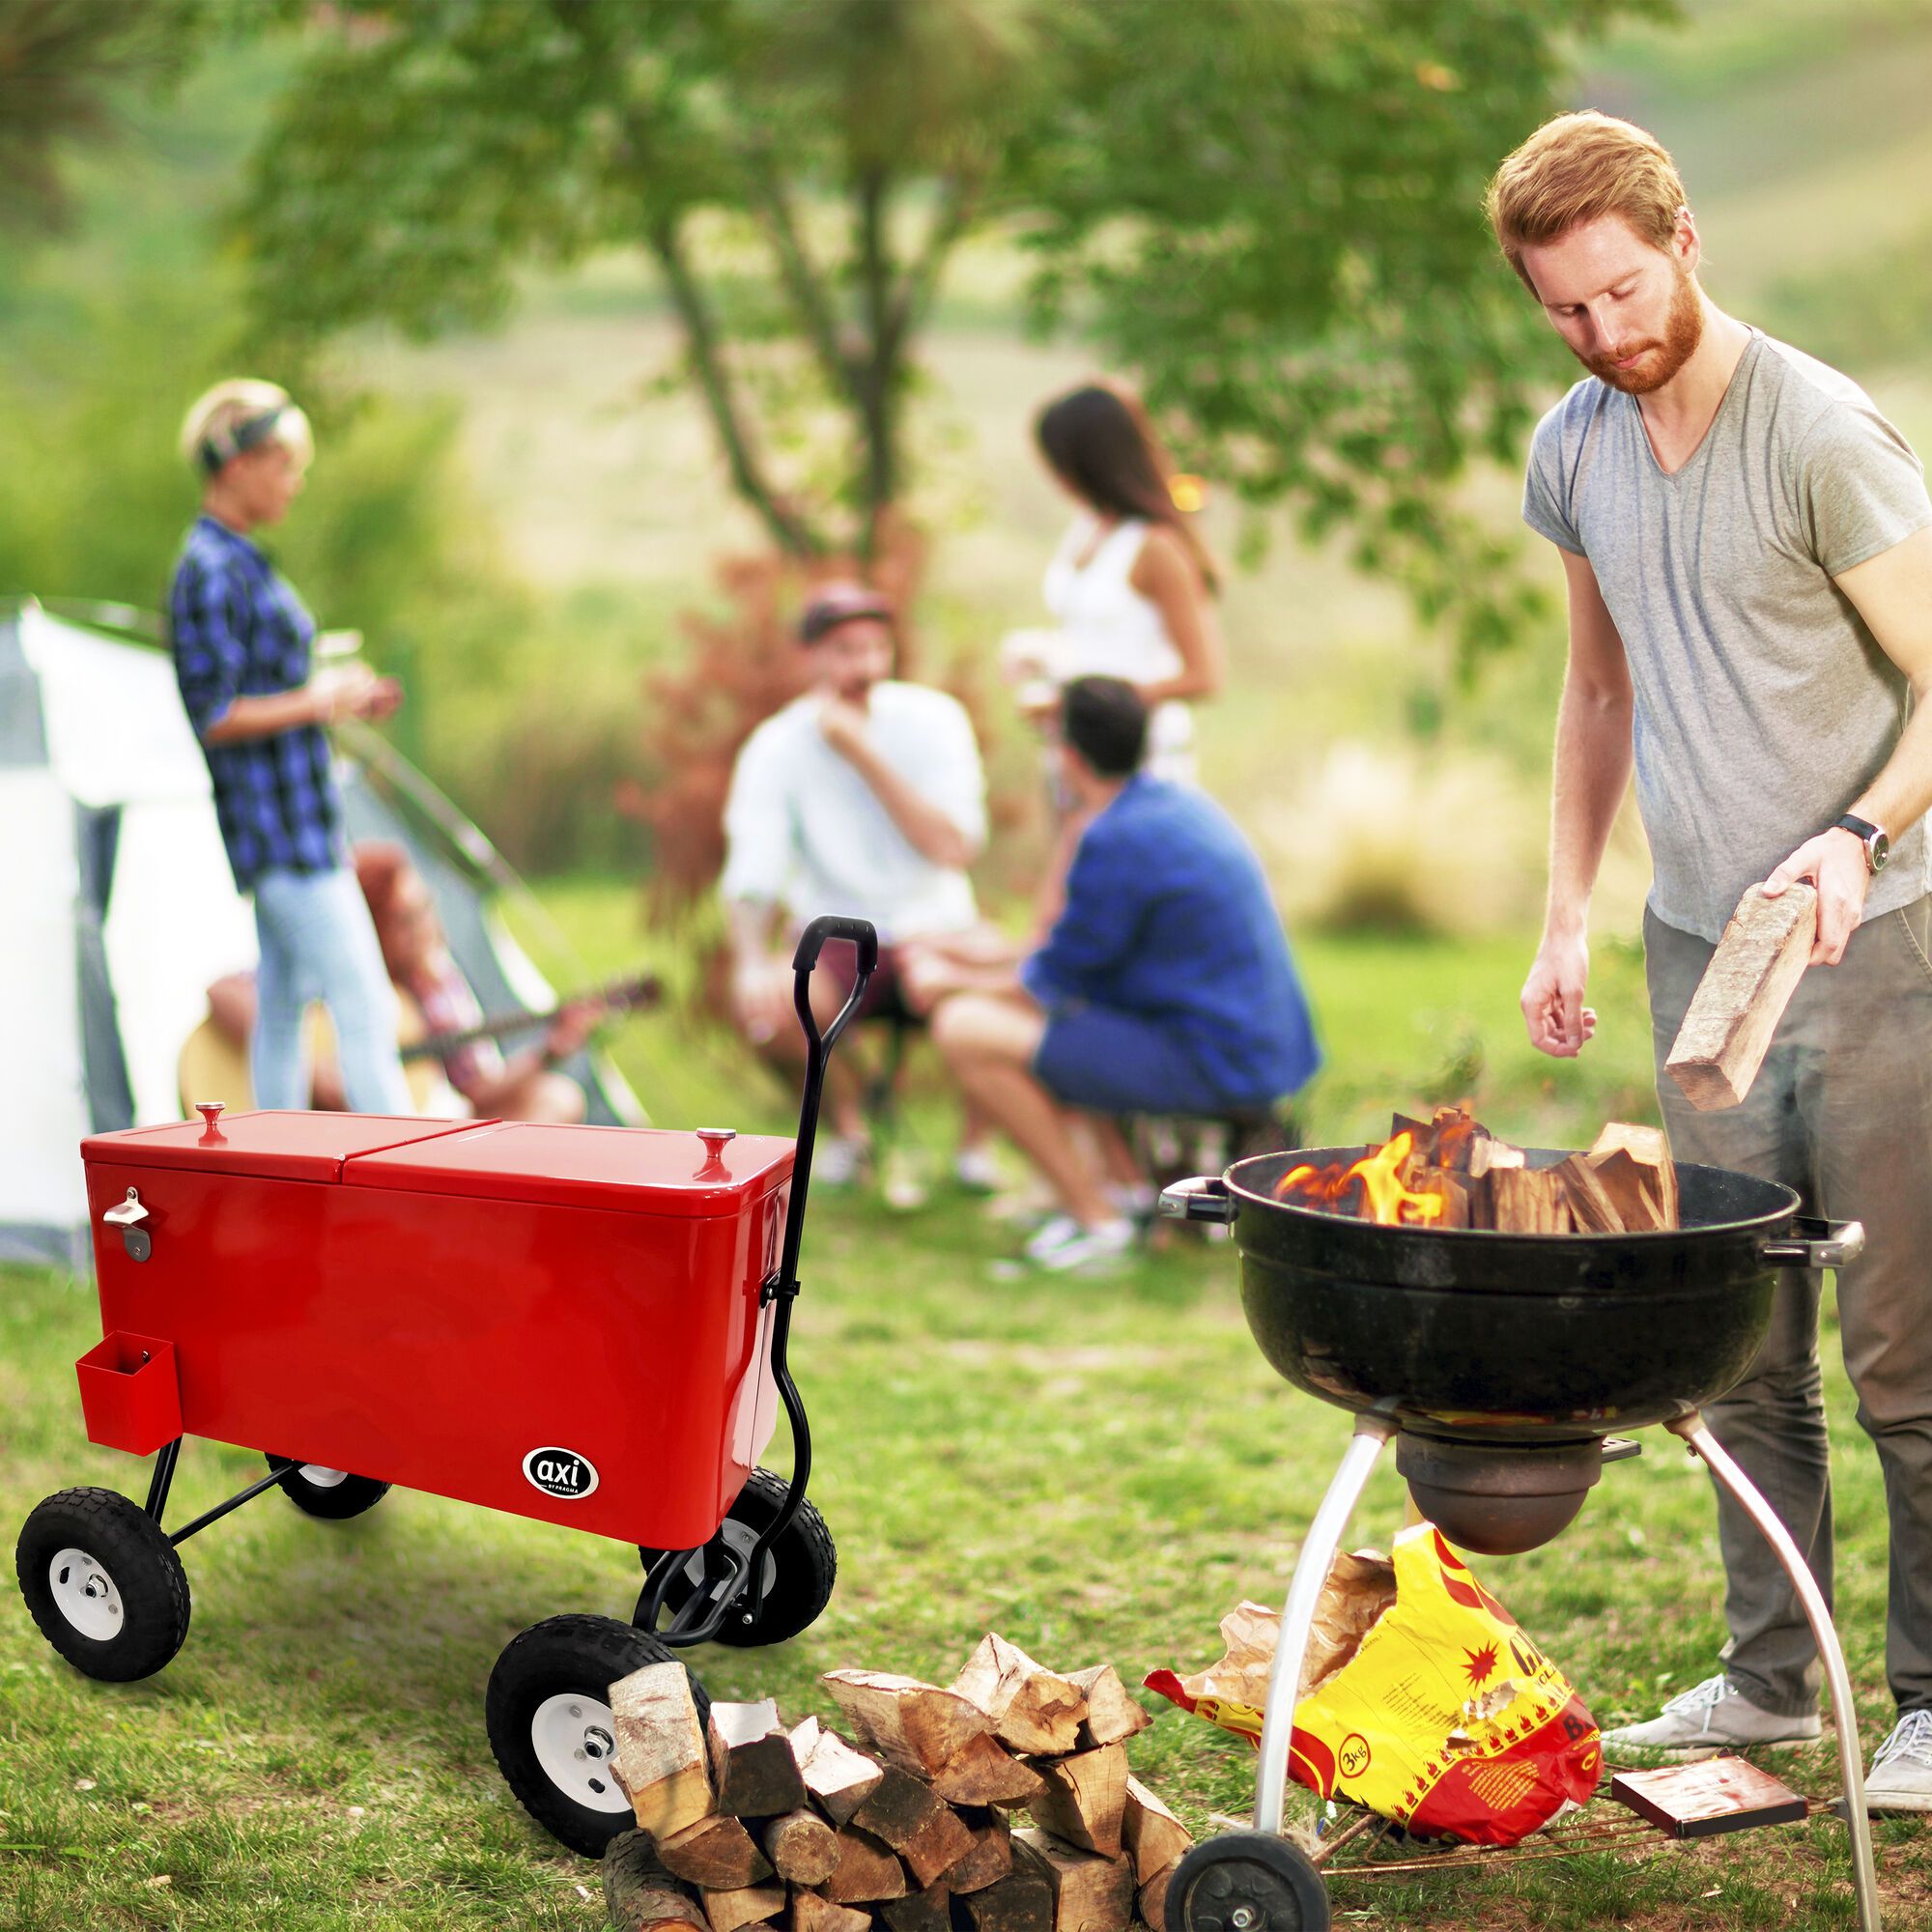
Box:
[15,916,876,1855]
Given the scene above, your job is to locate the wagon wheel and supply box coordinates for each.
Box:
[638,1466,837,1647]
[487,1614,711,1859]
[1165,1832,1330,1932]
[265,1455,390,1520]
[14,1488,191,1683]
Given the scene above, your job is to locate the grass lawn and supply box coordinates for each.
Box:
[5,882,1932,1929]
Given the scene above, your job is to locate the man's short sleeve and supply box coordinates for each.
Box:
[1521,398,1586,556]
[1798,401,1932,579]
[720,717,795,906]
[917,693,987,849]
[169,550,245,739]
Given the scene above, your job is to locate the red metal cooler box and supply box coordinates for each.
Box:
[17,913,879,1862]
[79,1109,794,1551]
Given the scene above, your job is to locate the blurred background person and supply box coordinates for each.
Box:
[1003,381,1224,786]
[722,582,995,1189]
[169,378,412,1115]
[917,678,1320,1273]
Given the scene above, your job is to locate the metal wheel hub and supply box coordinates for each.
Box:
[297,1465,349,1489]
[676,1520,778,1608]
[529,1693,628,1812]
[48,1548,124,1641]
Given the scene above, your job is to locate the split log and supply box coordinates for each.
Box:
[1666,882,1815,1111]
[928,1733,1046,1806]
[880,1887,952,1932]
[1013,1828,1135,1932]
[820,1828,909,1904]
[658,1814,773,1890]
[788,1716,822,1765]
[710,1700,808,1818]
[823,1670,996,1776]
[791,1894,870,1932]
[1121,1778,1191,1885]
[611,1661,715,1838]
[1029,1746,1127,1858]
[797,1726,886,1826]
[702,1885,787,1932]
[960,1839,1054,1932]
[953,1635,1088,1754]
[1590,1122,1679,1228]
[1590,1148,1670,1233]
[943,1806,1013,1894]
[1490,1164,1575,1236]
[1066,1667,1151,1748]
[1136,1862,1179,1931]
[1555,1153,1626,1235]
[604,1830,710,1932]
[763,1808,841,1887]
[850,1761,977,1883]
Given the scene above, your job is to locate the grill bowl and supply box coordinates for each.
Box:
[1227,1148,1801,1447]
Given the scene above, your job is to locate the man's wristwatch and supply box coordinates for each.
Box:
[1835,813,1890,874]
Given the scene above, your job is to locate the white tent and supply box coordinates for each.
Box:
[0,599,641,1268]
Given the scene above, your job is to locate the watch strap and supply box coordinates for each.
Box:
[1834,813,1889,872]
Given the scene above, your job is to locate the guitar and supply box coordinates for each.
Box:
[176,970,660,1115]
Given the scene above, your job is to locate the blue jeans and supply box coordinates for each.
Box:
[251,867,413,1115]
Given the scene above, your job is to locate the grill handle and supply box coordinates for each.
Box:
[1760,1217,1864,1269]
[1158,1175,1236,1225]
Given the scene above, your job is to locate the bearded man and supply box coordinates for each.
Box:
[1489,112,1932,1805]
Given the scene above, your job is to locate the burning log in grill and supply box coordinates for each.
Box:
[1271,1106,1678,1236]
[604,1638,1186,1932]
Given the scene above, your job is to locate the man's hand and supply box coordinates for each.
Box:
[544,999,602,1064]
[1521,928,1599,1058]
[1764,829,1870,964]
[817,696,869,761]
[731,957,795,1046]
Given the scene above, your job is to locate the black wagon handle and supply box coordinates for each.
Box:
[1158,1175,1236,1225]
[1760,1216,1865,1269]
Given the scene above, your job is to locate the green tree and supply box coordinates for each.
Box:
[230,0,1669,658]
[0,0,189,237]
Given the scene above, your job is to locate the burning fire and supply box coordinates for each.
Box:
[1275,1130,1447,1228]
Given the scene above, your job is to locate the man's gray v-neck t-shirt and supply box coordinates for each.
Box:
[1522,329,1932,943]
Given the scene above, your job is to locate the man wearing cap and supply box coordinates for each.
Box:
[722,582,989,1184]
[169,378,414,1115]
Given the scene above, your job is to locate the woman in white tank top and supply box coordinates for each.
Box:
[1006,383,1223,782]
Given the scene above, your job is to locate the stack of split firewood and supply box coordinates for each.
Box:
[1281,1105,1680,1236]
[603,1637,1191,1932]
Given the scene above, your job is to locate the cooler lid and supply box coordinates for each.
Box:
[81,1111,485,1183]
[342,1121,796,1216]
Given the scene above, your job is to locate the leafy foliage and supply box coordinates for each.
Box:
[0,0,194,238]
[229,0,1672,663]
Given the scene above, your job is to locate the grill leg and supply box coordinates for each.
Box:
[1255,1413,1395,1835]
[1673,1412,1882,1932]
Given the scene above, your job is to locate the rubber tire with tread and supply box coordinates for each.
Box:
[266,1455,390,1520]
[487,1613,710,1858]
[1165,1832,1330,1932]
[639,1465,836,1647]
[15,1488,191,1683]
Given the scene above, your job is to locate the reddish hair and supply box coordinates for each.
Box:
[1486,112,1688,292]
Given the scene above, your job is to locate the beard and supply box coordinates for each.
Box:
[1583,271,1705,394]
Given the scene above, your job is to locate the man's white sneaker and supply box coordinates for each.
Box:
[1864,1709,1932,1812]
[813,1134,870,1189]
[1025,1216,1137,1275]
[1602,1675,1822,1757]
[953,1146,1002,1194]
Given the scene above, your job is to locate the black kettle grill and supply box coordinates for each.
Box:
[1155,1148,1883,1932]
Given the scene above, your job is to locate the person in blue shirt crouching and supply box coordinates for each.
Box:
[922,675,1320,1273]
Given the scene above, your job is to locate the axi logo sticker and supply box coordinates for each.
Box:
[522,1446,599,1499]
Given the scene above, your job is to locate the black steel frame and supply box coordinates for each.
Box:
[142,1436,301,1548]
[635,915,876,1647]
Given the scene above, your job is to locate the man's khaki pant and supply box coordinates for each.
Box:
[1646,895,1932,1719]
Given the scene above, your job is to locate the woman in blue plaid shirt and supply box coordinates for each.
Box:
[168,380,413,1116]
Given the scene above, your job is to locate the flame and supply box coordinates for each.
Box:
[1275,1130,1447,1228]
